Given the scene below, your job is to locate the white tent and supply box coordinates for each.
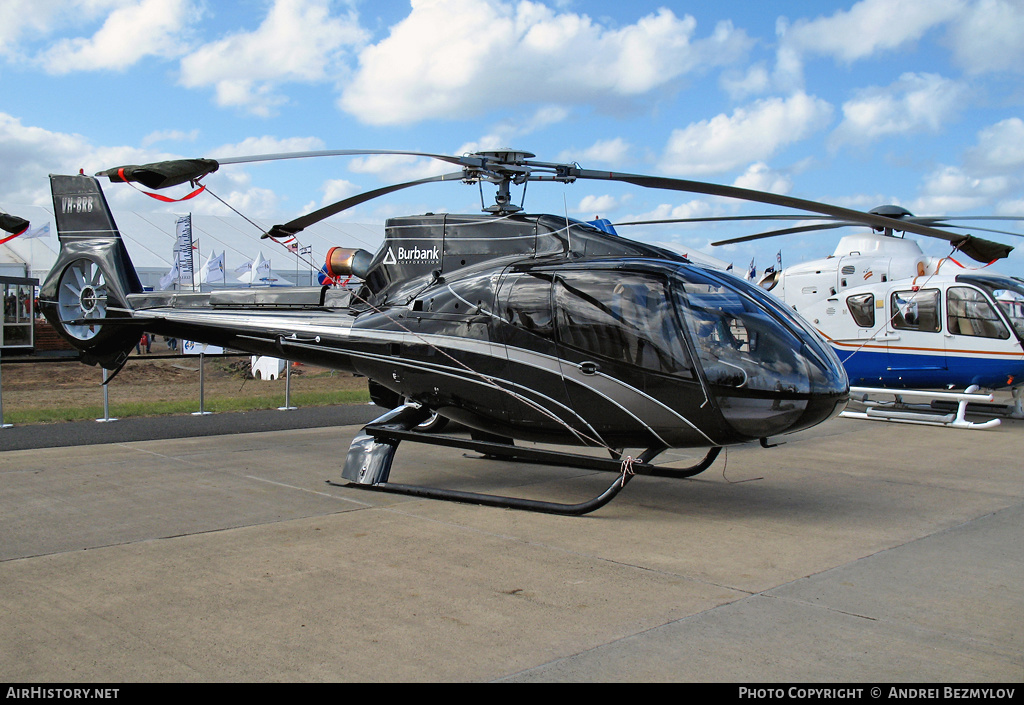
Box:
[235,252,294,286]
[0,204,382,287]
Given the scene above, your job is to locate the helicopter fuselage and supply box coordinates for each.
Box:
[769,234,1024,389]
[39,177,849,452]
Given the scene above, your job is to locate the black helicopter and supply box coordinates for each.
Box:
[39,148,985,515]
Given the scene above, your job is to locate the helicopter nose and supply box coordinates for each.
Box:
[707,338,849,440]
[792,345,850,433]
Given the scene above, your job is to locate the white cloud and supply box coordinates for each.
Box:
[319,179,360,206]
[720,63,772,100]
[338,0,751,125]
[0,111,170,206]
[179,0,367,116]
[559,137,632,165]
[783,0,963,63]
[773,0,964,89]
[965,118,1024,173]
[660,93,833,176]
[141,129,200,147]
[482,106,571,146]
[909,117,1024,214]
[347,153,454,182]
[948,0,1024,74]
[39,0,200,73]
[208,135,327,160]
[994,199,1024,217]
[624,200,717,224]
[830,73,969,146]
[912,165,1012,213]
[575,194,623,217]
[733,162,792,195]
[0,0,125,58]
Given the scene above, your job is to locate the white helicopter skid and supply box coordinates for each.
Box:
[841,385,1002,430]
[925,384,1024,421]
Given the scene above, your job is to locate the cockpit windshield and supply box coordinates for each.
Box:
[958,275,1024,340]
[674,268,816,393]
[671,266,847,437]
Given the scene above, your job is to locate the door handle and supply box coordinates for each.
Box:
[577,361,600,375]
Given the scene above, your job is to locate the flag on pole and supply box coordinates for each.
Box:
[159,259,179,290]
[174,215,194,289]
[23,223,50,239]
[746,258,756,281]
[198,250,226,284]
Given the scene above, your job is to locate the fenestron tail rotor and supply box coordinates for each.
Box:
[95,149,1021,263]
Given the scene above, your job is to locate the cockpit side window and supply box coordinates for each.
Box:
[992,289,1024,338]
[846,293,875,328]
[959,277,1024,340]
[890,289,940,332]
[946,287,1009,339]
[506,273,555,339]
[554,271,693,377]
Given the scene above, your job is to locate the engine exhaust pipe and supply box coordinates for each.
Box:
[326,247,372,280]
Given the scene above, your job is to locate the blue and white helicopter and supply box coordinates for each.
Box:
[731,207,1024,429]
[621,206,1024,429]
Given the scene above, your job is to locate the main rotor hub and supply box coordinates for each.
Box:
[468,149,538,214]
[869,204,915,236]
[473,149,535,163]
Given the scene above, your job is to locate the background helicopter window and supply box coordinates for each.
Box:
[946,287,1009,339]
[890,289,940,332]
[960,277,1024,339]
[991,289,1024,338]
[554,271,693,376]
[846,293,875,328]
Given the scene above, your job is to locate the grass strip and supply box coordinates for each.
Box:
[4,388,371,424]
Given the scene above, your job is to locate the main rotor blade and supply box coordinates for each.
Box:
[714,222,849,244]
[616,213,1024,242]
[614,214,834,227]
[942,224,1024,239]
[571,169,1013,261]
[97,159,220,189]
[262,171,464,239]
[1,213,29,234]
[923,215,1024,223]
[213,148,469,169]
[98,150,468,191]
[714,219,1024,246]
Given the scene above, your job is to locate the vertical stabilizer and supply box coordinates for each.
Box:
[49,174,143,293]
[38,175,143,368]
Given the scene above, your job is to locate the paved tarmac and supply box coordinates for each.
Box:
[0,403,1021,683]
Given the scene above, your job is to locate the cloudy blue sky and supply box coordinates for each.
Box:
[2,0,1023,276]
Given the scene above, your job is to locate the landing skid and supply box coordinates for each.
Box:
[841,386,1002,430]
[332,406,722,515]
[929,385,1024,421]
